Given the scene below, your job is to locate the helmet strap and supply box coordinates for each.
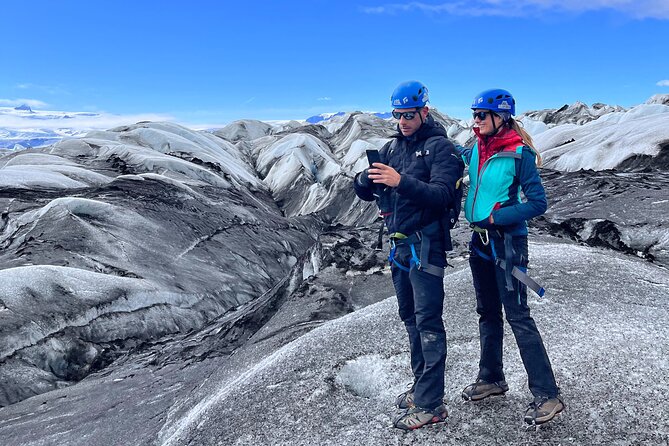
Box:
[490,112,508,136]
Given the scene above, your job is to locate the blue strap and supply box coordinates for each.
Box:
[503,232,515,293]
[471,231,496,263]
[389,241,443,276]
[489,237,498,261]
[496,260,546,299]
[388,241,411,272]
[513,265,545,298]
[388,242,423,272]
[410,244,421,269]
[392,258,411,272]
[387,224,445,277]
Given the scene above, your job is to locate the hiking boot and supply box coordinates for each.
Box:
[461,378,509,401]
[395,389,415,409]
[524,396,564,425]
[393,404,448,431]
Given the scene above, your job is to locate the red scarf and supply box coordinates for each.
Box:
[474,126,524,173]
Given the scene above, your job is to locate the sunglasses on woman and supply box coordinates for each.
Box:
[472,111,491,121]
[392,110,418,120]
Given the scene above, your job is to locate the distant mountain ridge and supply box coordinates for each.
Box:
[2,95,668,164]
[0,105,101,149]
[306,111,392,124]
[13,104,34,113]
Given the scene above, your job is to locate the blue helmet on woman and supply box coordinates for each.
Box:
[471,88,516,116]
[391,81,429,108]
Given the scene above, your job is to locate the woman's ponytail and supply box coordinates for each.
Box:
[508,118,543,167]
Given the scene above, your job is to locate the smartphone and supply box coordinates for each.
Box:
[366,149,381,167]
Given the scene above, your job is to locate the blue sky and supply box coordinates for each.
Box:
[1,0,668,126]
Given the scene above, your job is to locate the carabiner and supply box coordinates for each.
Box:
[478,229,489,246]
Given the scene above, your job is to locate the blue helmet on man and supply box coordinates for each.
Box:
[391,81,429,109]
[471,88,516,116]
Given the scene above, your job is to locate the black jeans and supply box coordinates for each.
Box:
[391,243,446,410]
[469,232,559,398]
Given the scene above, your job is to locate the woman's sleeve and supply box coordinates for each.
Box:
[491,148,547,226]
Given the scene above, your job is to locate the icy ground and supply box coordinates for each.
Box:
[0,100,668,445]
[1,239,667,446]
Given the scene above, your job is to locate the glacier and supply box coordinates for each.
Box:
[0,97,668,445]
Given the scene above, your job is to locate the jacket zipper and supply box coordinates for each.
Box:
[470,153,499,220]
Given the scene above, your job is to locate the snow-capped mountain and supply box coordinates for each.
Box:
[212,119,272,142]
[0,105,99,148]
[306,111,346,124]
[306,111,394,125]
[0,105,174,149]
[519,101,627,126]
[0,96,668,445]
[534,103,669,171]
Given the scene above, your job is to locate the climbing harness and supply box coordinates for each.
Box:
[470,228,545,299]
[388,221,444,277]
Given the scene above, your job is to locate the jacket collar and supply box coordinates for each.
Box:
[474,126,524,154]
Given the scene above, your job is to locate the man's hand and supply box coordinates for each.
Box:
[368,163,401,187]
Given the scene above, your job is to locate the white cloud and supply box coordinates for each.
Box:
[362,0,669,19]
[317,97,332,101]
[0,98,49,108]
[657,80,669,87]
[15,83,70,95]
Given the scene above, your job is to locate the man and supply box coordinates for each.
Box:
[353,80,464,430]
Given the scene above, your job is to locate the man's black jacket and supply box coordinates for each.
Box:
[354,115,463,242]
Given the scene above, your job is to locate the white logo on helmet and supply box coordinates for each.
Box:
[403,97,409,104]
[422,93,429,103]
[477,98,483,104]
[393,99,401,106]
[498,101,511,110]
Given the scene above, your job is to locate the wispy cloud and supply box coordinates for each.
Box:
[243,97,256,105]
[317,97,332,101]
[0,98,49,108]
[15,83,70,95]
[657,80,669,87]
[363,2,482,16]
[362,1,669,19]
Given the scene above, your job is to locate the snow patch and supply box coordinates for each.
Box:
[335,353,406,400]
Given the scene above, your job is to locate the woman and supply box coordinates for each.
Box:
[459,88,564,426]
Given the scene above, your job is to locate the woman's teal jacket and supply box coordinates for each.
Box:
[458,141,547,236]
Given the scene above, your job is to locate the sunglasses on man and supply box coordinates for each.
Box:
[392,110,418,120]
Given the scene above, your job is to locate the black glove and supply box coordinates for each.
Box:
[356,168,372,188]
